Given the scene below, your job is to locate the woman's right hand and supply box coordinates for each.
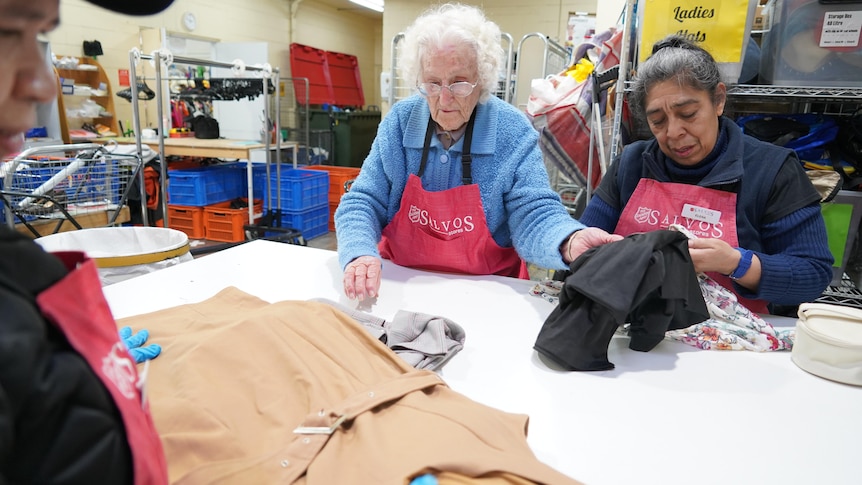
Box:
[343,255,382,301]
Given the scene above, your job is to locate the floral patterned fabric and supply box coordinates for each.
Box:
[665,274,794,351]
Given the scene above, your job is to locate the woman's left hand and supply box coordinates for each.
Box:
[687,238,740,275]
[565,228,624,263]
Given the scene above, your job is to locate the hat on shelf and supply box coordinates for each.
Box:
[83,0,175,15]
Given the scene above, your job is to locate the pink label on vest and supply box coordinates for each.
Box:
[616,179,738,242]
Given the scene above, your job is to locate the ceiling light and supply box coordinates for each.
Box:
[349,0,383,13]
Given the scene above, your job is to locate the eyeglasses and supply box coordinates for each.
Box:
[417,81,479,98]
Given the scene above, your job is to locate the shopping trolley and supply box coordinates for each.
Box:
[1,143,144,237]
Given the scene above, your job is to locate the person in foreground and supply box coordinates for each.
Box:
[579,34,833,314]
[335,2,620,300]
[0,0,173,483]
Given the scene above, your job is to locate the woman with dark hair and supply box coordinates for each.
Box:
[580,34,833,314]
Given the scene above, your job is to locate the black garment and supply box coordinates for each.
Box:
[534,230,709,371]
[0,226,133,483]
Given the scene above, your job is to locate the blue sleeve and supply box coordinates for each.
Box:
[497,119,585,270]
[334,108,404,270]
[739,204,834,305]
[580,195,621,233]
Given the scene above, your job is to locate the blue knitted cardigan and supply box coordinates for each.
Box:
[335,94,583,271]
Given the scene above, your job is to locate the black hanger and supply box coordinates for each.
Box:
[116,80,156,102]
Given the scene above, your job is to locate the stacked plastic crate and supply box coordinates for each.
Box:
[304,165,360,232]
[258,167,329,240]
[167,162,262,242]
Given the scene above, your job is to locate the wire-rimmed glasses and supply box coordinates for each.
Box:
[417,81,479,98]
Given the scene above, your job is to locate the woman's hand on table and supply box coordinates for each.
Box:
[343,255,382,301]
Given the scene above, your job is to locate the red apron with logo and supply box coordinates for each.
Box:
[379,112,528,279]
[379,174,528,278]
[615,179,768,313]
[35,252,169,485]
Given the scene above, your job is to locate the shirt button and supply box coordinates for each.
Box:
[440,154,449,164]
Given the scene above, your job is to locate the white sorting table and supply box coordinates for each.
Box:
[102,240,862,485]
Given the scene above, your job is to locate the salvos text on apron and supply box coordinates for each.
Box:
[379,112,529,279]
[615,179,769,314]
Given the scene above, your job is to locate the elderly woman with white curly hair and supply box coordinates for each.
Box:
[335,2,620,301]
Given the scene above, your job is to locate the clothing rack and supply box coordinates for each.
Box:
[171,78,273,101]
[127,48,281,227]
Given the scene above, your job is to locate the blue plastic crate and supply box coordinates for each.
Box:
[230,161,268,200]
[168,165,245,206]
[264,168,328,212]
[269,203,329,240]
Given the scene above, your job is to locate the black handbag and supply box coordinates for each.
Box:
[743,116,810,145]
[190,115,220,139]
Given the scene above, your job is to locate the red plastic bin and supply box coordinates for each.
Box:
[289,43,334,105]
[325,50,365,107]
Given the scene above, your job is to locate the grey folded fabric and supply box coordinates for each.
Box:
[310,298,466,371]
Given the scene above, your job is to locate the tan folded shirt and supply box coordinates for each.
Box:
[119,287,582,485]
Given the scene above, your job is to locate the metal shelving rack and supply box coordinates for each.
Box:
[608,0,862,162]
[727,85,862,99]
[126,48,280,227]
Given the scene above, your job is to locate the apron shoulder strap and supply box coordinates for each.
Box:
[461,108,477,185]
[418,109,478,185]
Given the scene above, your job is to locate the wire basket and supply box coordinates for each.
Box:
[1,143,143,236]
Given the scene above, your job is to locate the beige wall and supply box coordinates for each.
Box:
[50,0,614,135]
[52,0,381,132]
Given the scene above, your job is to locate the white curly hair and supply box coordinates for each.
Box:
[398,3,503,102]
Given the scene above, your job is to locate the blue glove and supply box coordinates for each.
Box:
[119,326,162,364]
[409,475,438,485]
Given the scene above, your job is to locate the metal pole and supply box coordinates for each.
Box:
[128,49,149,226]
[153,53,169,226]
[609,0,637,163]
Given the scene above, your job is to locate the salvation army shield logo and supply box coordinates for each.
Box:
[408,205,422,223]
[634,207,652,225]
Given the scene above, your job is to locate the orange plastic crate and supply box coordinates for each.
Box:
[328,201,338,232]
[203,198,263,243]
[305,165,360,204]
[168,204,205,239]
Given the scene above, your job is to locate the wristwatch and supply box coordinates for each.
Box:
[729,248,753,281]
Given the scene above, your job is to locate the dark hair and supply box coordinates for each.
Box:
[629,35,724,123]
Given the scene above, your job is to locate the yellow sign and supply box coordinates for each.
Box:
[638,0,751,63]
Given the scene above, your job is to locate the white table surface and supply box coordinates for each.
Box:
[102,240,862,485]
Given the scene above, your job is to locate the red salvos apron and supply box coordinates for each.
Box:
[379,113,529,279]
[36,252,169,485]
[615,179,769,314]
